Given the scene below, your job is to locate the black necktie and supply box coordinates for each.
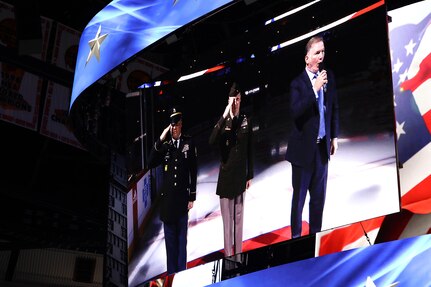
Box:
[173,140,178,149]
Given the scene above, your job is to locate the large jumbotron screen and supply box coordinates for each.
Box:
[127,0,400,285]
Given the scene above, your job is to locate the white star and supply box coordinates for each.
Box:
[366,276,377,287]
[404,39,416,56]
[86,25,108,65]
[396,121,406,140]
[392,58,403,73]
[398,68,409,85]
[366,276,399,287]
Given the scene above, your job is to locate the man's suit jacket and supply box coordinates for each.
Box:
[285,69,339,167]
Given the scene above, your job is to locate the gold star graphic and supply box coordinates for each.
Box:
[86,25,108,65]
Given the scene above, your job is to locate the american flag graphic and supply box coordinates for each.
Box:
[391,2,431,213]
[318,1,431,256]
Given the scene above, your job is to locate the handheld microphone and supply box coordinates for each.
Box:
[319,62,327,93]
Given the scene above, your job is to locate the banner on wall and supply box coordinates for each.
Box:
[33,16,52,61]
[40,22,85,149]
[0,2,52,131]
[0,1,16,49]
[51,22,81,72]
[0,63,42,131]
[40,81,84,149]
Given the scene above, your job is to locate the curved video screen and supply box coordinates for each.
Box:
[70,0,234,111]
[127,0,400,285]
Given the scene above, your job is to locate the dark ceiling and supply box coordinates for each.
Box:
[0,0,112,253]
[0,0,420,254]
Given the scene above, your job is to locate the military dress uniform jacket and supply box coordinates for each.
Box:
[209,114,254,199]
[148,134,197,223]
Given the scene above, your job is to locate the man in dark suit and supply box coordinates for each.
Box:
[148,107,197,275]
[209,83,254,257]
[285,35,339,239]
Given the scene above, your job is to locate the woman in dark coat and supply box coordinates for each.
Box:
[209,83,254,257]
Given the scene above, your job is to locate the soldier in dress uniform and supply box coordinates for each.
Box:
[148,107,198,275]
[209,82,254,257]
